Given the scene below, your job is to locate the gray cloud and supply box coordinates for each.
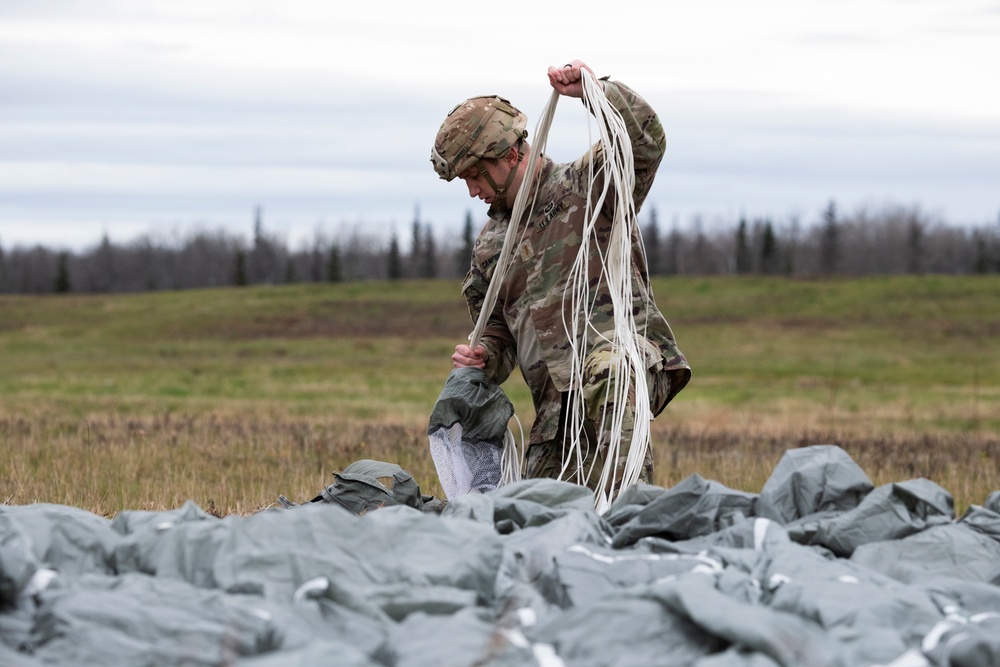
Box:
[2,1,998,252]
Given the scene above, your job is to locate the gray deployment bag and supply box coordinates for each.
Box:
[277,459,445,515]
[427,366,517,500]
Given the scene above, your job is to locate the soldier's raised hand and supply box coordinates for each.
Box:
[547,60,598,98]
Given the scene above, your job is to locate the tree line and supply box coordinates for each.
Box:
[643,202,1000,278]
[2,202,998,294]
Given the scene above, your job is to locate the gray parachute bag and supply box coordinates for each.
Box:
[278,459,445,514]
[428,366,518,499]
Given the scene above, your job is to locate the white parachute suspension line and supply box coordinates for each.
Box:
[468,88,561,484]
[558,76,620,488]
[561,70,653,513]
[500,412,526,486]
[468,89,560,349]
[558,112,604,487]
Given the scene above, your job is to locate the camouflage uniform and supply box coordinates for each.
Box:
[460,80,691,489]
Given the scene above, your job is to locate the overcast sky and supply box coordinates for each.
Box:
[1,0,998,251]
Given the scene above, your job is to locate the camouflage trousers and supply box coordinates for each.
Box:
[525,348,672,491]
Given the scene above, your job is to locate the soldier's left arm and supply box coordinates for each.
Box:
[601,80,667,211]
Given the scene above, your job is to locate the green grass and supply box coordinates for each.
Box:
[656,275,999,434]
[2,275,998,515]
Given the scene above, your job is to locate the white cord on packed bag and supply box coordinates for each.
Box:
[500,412,526,487]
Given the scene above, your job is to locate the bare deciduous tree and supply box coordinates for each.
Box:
[1,201,997,293]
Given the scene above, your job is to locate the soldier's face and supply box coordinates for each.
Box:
[459,160,505,207]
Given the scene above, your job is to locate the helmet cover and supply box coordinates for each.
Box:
[431,95,528,181]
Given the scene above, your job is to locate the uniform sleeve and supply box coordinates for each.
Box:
[600,80,666,211]
[460,266,517,384]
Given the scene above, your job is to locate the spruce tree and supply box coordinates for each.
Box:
[387,235,402,281]
[54,252,72,293]
[819,200,839,275]
[233,249,248,286]
[422,225,436,278]
[233,248,247,287]
[735,217,751,274]
[328,244,343,282]
[643,207,661,275]
[455,211,475,277]
[760,220,778,274]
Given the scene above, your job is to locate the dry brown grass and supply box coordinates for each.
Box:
[3,276,997,517]
[4,411,996,517]
[2,414,431,517]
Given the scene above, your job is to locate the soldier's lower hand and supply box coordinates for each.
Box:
[453,344,487,369]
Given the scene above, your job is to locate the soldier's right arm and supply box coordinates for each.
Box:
[461,267,516,384]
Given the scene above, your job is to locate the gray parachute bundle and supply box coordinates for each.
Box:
[5,445,1000,666]
[427,367,519,499]
[277,459,445,514]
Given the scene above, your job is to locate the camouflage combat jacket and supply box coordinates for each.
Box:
[461,80,691,445]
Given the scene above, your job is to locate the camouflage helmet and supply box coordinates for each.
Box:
[431,95,528,181]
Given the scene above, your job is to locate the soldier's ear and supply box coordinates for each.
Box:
[503,146,520,168]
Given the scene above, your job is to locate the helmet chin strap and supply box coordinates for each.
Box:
[477,145,523,210]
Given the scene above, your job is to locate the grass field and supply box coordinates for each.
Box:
[2,275,998,516]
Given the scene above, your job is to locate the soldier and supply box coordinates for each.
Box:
[430,60,690,490]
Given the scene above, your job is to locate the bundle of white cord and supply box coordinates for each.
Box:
[560,70,653,514]
[469,71,652,512]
